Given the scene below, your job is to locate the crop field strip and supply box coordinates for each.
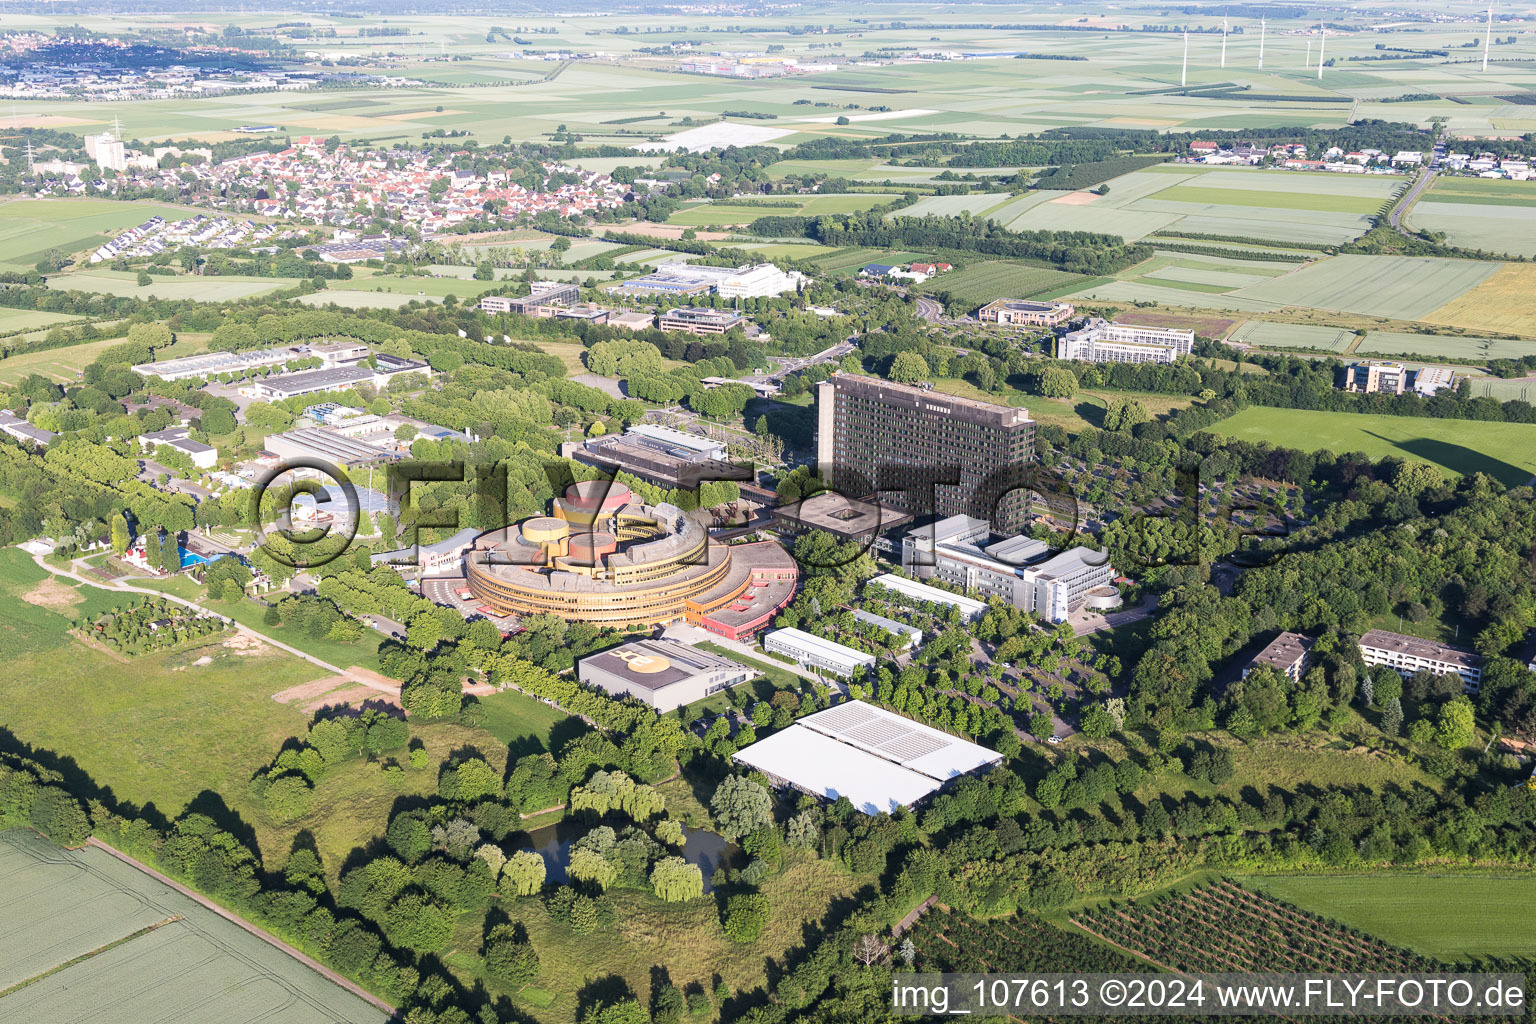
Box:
[0,831,385,1024]
[1228,320,1359,352]
[1231,255,1502,321]
[1356,331,1536,361]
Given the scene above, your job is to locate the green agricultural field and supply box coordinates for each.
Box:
[665,193,884,227]
[1468,377,1536,402]
[1355,331,1536,361]
[0,831,386,1024]
[1240,875,1536,960]
[1067,279,1285,313]
[0,307,83,335]
[917,262,1084,306]
[0,198,201,269]
[1232,255,1502,321]
[1150,185,1385,215]
[46,270,287,302]
[894,192,1015,218]
[1409,177,1536,257]
[1211,406,1536,487]
[296,290,433,309]
[1228,320,1358,352]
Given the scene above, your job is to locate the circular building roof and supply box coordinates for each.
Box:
[522,517,570,544]
[568,531,618,559]
[564,480,632,512]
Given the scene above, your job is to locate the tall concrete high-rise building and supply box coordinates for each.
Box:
[815,373,1036,532]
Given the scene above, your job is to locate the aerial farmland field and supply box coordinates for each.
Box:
[1408,177,1536,257]
[1422,264,1536,337]
[917,262,1085,306]
[1227,320,1358,352]
[44,270,288,302]
[0,199,201,269]
[1231,255,1502,320]
[0,831,386,1024]
[1355,331,1536,361]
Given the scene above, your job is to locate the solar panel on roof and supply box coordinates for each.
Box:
[877,733,949,763]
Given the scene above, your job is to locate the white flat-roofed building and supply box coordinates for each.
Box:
[867,572,987,622]
[577,638,754,713]
[763,627,876,678]
[715,263,805,298]
[132,345,301,382]
[850,609,922,650]
[625,423,727,461]
[139,427,218,470]
[1358,629,1483,692]
[311,341,370,366]
[732,699,1004,814]
[263,428,400,468]
[1059,318,1194,365]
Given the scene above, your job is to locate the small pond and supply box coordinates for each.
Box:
[514,820,738,893]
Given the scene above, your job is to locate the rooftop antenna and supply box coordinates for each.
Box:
[1482,5,1493,72]
[1220,11,1228,68]
[1181,30,1188,87]
[1317,21,1325,79]
[1258,16,1266,69]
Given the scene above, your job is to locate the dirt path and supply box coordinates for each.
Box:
[85,837,397,1018]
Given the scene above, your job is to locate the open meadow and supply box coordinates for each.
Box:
[1231,255,1502,321]
[0,331,207,386]
[1211,406,1536,487]
[1227,320,1358,352]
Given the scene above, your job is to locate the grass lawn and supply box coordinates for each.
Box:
[1239,875,1536,961]
[0,547,319,821]
[695,640,805,690]
[214,595,386,673]
[1210,406,1536,488]
[473,687,573,753]
[929,378,1195,434]
[0,330,207,386]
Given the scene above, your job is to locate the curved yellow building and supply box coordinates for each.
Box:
[464,483,798,637]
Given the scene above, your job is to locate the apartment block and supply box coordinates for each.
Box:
[1358,629,1484,692]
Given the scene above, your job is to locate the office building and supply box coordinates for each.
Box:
[1243,631,1313,681]
[850,609,923,651]
[1059,318,1194,364]
[866,573,987,622]
[479,281,580,315]
[263,428,400,468]
[815,373,1036,532]
[1344,361,1409,395]
[131,346,302,382]
[463,482,797,632]
[0,410,57,446]
[656,307,746,335]
[565,424,738,490]
[371,527,482,576]
[1358,629,1484,692]
[762,627,876,678]
[139,427,218,470]
[715,264,805,298]
[310,341,370,366]
[771,490,912,556]
[977,299,1075,327]
[732,700,1004,814]
[898,516,1118,622]
[578,639,754,713]
[251,365,375,401]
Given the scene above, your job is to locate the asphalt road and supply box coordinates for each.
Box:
[1388,167,1436,235]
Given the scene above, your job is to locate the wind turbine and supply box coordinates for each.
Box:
[1482,5,1493,72]
[1317,20,1325,79]
[1258,17,1266,69]
[1181,30,1189,87]
[1220,11,1228,69]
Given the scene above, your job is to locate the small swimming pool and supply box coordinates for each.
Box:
[178,548,212,569]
